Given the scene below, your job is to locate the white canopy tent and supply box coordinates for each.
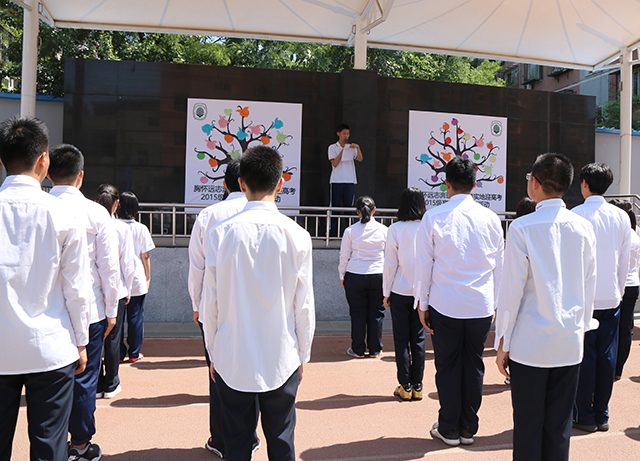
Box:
[13,0,640,193]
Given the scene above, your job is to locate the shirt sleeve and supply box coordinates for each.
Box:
[584,227,597,331]
[338,227,352,280]
[201,227,220,362]
[294,235,316,364]
[492,219,505,308]
[383,225,399,297]
[95,216,121,318]
[59,224,92,347]
[493,224,529,352]
[618,223,632,298]
[120,225,136,297]
[141,225,156,253]
[188,215,206,313]
[328,144,337,161]
[414,215,434,311]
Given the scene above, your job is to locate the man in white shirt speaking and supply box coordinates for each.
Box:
[571,163,631,433]
[495,153,597,461]
[201,145,315,460]
[415,156,504,447]
[48,144,120,461]
[0,116,92,461]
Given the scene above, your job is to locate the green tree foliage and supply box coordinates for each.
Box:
[0,0,504,97]
[596,94,640,131]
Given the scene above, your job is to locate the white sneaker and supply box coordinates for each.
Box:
[103,384,122,399]
[430,422,460,446]
[95,392,104,399]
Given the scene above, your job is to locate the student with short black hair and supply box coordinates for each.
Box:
[496,153,597,460]
[383,188,427,401]
[201,145,315,461]
[415,156,504,447]
[339,195,388,359]
[117,191,155,364]
[572,162,631,433]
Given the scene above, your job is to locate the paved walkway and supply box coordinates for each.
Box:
[10,330,640,460]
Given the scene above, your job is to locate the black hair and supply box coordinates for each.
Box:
[118,191,139,220]
[355,196,376,224]
[48,144,84,183]
[609,199,636,230]
[224,159,241,193]
[515,197,537,219]
[580,163,614,195]
[445,156,476,193]
[0,116,48,174]
[239,145,283,193]
[397,187,426,222]
[96,183,119,215]
[530,153,574,196]
[336,123,350,133]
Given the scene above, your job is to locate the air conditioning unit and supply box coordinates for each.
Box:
[522,64,543,83]
[547,67,568,77]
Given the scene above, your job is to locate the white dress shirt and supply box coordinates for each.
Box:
[383,220,421,297]
[202,201,315,392]
[50,185,120,322]
[113,217,136,299]
[328,142,358,184]
[494,199,597,367]
[572,195,632,309]
[188,191,247,313]
[119,219,155,297]
[414,193,504,318]
[0,175,92,374]
[626,229,640,287]
[339,218,388,279]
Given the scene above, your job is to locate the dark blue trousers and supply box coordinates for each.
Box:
[121,294,146,360]
[389,292,426,386]
[344,272,384,356]
[575,307,620,425]
[616,286,639,377]
[510,360,579,461]
[69,320,105,446]
[429,306,492,437]
[99,297,126,393]
[215,369,299,461]
[0,363,75,461]
[329,182,355,236]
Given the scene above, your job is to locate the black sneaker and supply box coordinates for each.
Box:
[68,442,102,461]
[205,438,224,458]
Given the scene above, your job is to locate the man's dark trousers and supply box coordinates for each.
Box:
[329,182,355,236]
[215,369,299,461]
[510,360,579,461]
[0,362,75,461]
[99,297,126,394]
[69,320,106,445]
[429,306,492,437]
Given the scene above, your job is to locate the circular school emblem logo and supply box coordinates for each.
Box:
[193,103,207,120]
[491,120,503,136]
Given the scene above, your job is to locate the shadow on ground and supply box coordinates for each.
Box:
[109,393,208,408]
[131,359,206,370]
[296,394,396,411]
[103,447,210,460]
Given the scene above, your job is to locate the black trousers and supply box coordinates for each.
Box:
[510,360,580,461]
[215,369,299,461]
[344,272,384,356]
[389,292,426,386]
[0,362,75,461]
[99,297,127,394]
[429,306,492,437]
[616,285,639,377]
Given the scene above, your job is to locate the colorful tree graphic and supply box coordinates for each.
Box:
[194,105,295,184]
[415,117,504,191]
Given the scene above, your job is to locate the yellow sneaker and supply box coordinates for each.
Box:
[394,384,412,401]
[412,383,423,400]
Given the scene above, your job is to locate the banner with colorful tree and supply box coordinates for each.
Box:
[408,111,507,212]
[185,99,302,207]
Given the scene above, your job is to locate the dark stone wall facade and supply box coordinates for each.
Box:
[64,59,595,209]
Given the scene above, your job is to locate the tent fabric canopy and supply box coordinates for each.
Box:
[38,0,640,70]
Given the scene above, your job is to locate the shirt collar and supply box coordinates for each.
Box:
[449,193,470,202]
[584,195,606,204]
[243,201,278,212]
[535,198,566,210]
[227,191,246,200]
[49,185,84,198]
[1,174,42,189]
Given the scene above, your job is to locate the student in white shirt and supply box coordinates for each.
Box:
[415,156,504,447]
[95,184,136,400]
[572,163,631,433]
[48,144,120,461]
[609,200,640,380]
[495,153,597,461]
[0,116,91,461]
[201,145,315,461]
[328,123,363,236]
[383,187,427,401]
[117,191,155,363]
[339,196,388,358]
[187,159,259,458]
